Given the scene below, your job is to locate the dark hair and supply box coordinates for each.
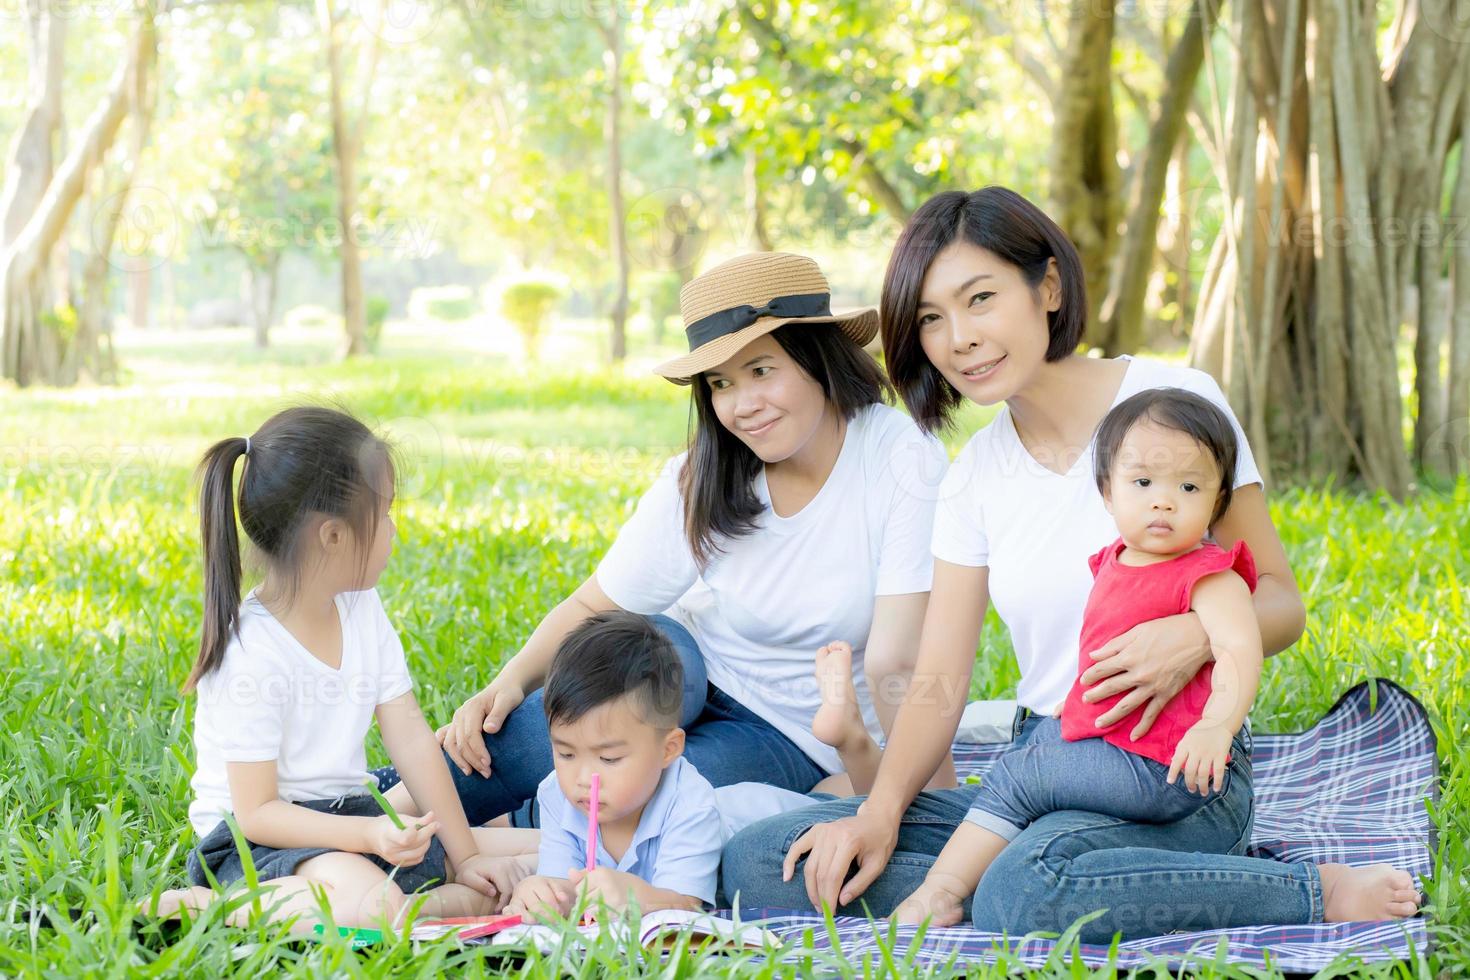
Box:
[543,611,684,730]
[1092,388,1240,526]
[880,186,1088,433]
[184,406,394,692]
[679,323,891,566]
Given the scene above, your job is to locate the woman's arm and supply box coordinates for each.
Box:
[863,562,987,822]
[1211,484,1307,657]
[781,560,989,912]
[836,591,929,794]
[1080,484,1305,736]
[443,575,619,776]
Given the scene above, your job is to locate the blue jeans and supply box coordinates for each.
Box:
[964,716,1210,841]
[376,615,828,827]
[721,712,1325,944]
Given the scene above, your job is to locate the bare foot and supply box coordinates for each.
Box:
[892,879,967,928]
[1319,863,1420,921]
[139,886,217,919]
[811,642,867,749]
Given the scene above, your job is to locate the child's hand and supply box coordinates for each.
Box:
[567,866,645,919]
[1168,725,1233,795]
[365,811,439,867]
[456,853,532,906]
[507,875,574,921]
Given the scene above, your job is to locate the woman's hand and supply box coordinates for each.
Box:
[438,677,526,777]
[780,805,900,912]
[1079,613,1212,739]
[364,812,439,867]
[455,853,532,908]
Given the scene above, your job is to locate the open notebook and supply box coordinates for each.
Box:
[487,908,783,952]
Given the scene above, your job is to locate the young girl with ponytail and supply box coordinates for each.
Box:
[148,406,535,931]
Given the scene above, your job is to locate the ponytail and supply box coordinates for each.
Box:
[184,437,249,692]
[182,406,393,693]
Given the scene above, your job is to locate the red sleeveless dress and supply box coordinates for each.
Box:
[1059,538,1258,766]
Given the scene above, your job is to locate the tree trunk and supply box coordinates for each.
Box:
[745,146,774,251]
[1097,0,1222,354]
[2,11,154,387]
[319,0,377,359]
[128,254,151,329]
[601,14,629,363]
[66,25,158,385]
[245,253,281,348]
[1,0,66,250]
[1447,90,1470,473]
[1051,0,1119,340]
[1186,0,1467,493]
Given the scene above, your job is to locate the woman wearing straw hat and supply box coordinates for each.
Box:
[383,251,957,830]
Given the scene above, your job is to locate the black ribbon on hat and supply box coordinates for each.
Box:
[684,292,832,350]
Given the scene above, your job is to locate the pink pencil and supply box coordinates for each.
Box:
[585,772,601,870]
[582,773,600,925]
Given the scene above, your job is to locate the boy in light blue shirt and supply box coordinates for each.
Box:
[506,611,811,917]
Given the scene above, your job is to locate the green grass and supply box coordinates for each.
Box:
[0,322,1464,976]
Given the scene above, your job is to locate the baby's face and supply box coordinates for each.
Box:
[549,696,680,831]
[1104,420,1222,557]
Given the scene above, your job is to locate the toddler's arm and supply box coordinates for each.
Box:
[1171,569,1263,792]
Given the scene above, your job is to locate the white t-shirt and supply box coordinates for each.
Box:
[596,403,949,775]
[188,588,414,836]
[932,357,1263,715]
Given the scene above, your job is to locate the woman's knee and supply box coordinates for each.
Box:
[969,845,1050,933]
[720,819,810,906]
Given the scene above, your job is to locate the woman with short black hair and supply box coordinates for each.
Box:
[723,187,1416,939]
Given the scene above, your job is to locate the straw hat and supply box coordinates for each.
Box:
[653,252,878,383]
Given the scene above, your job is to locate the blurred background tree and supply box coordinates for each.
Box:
[0,0,1465,492]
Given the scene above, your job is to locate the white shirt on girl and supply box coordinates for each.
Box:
[931,356,1263,718]
[188,588,413,836]
[595,403,949,775]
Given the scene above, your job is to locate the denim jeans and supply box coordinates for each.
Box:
[964,716,1210,841]
[721,711,1325,944]
[376,615,829,827]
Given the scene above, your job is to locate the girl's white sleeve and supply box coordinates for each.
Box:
[202,648,287,764]
[368,590,414,705]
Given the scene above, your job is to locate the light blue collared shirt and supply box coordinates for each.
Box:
[535,755,725,906]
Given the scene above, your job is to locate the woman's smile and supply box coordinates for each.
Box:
[743,417,781,438]
[957,354,1006,383]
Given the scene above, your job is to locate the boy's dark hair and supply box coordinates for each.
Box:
[880,186,1088,433]
[185,405,394,692]
[682,323,892,568]
[543,611,684,730]
[1092,387,1240,526]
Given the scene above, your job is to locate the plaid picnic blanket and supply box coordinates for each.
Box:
[719,679,1436,973]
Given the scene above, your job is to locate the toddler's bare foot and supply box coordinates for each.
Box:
[811,642,868,749]
[139,886,216,919]
[892,878,967,928]
[1319,863,1420,921]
